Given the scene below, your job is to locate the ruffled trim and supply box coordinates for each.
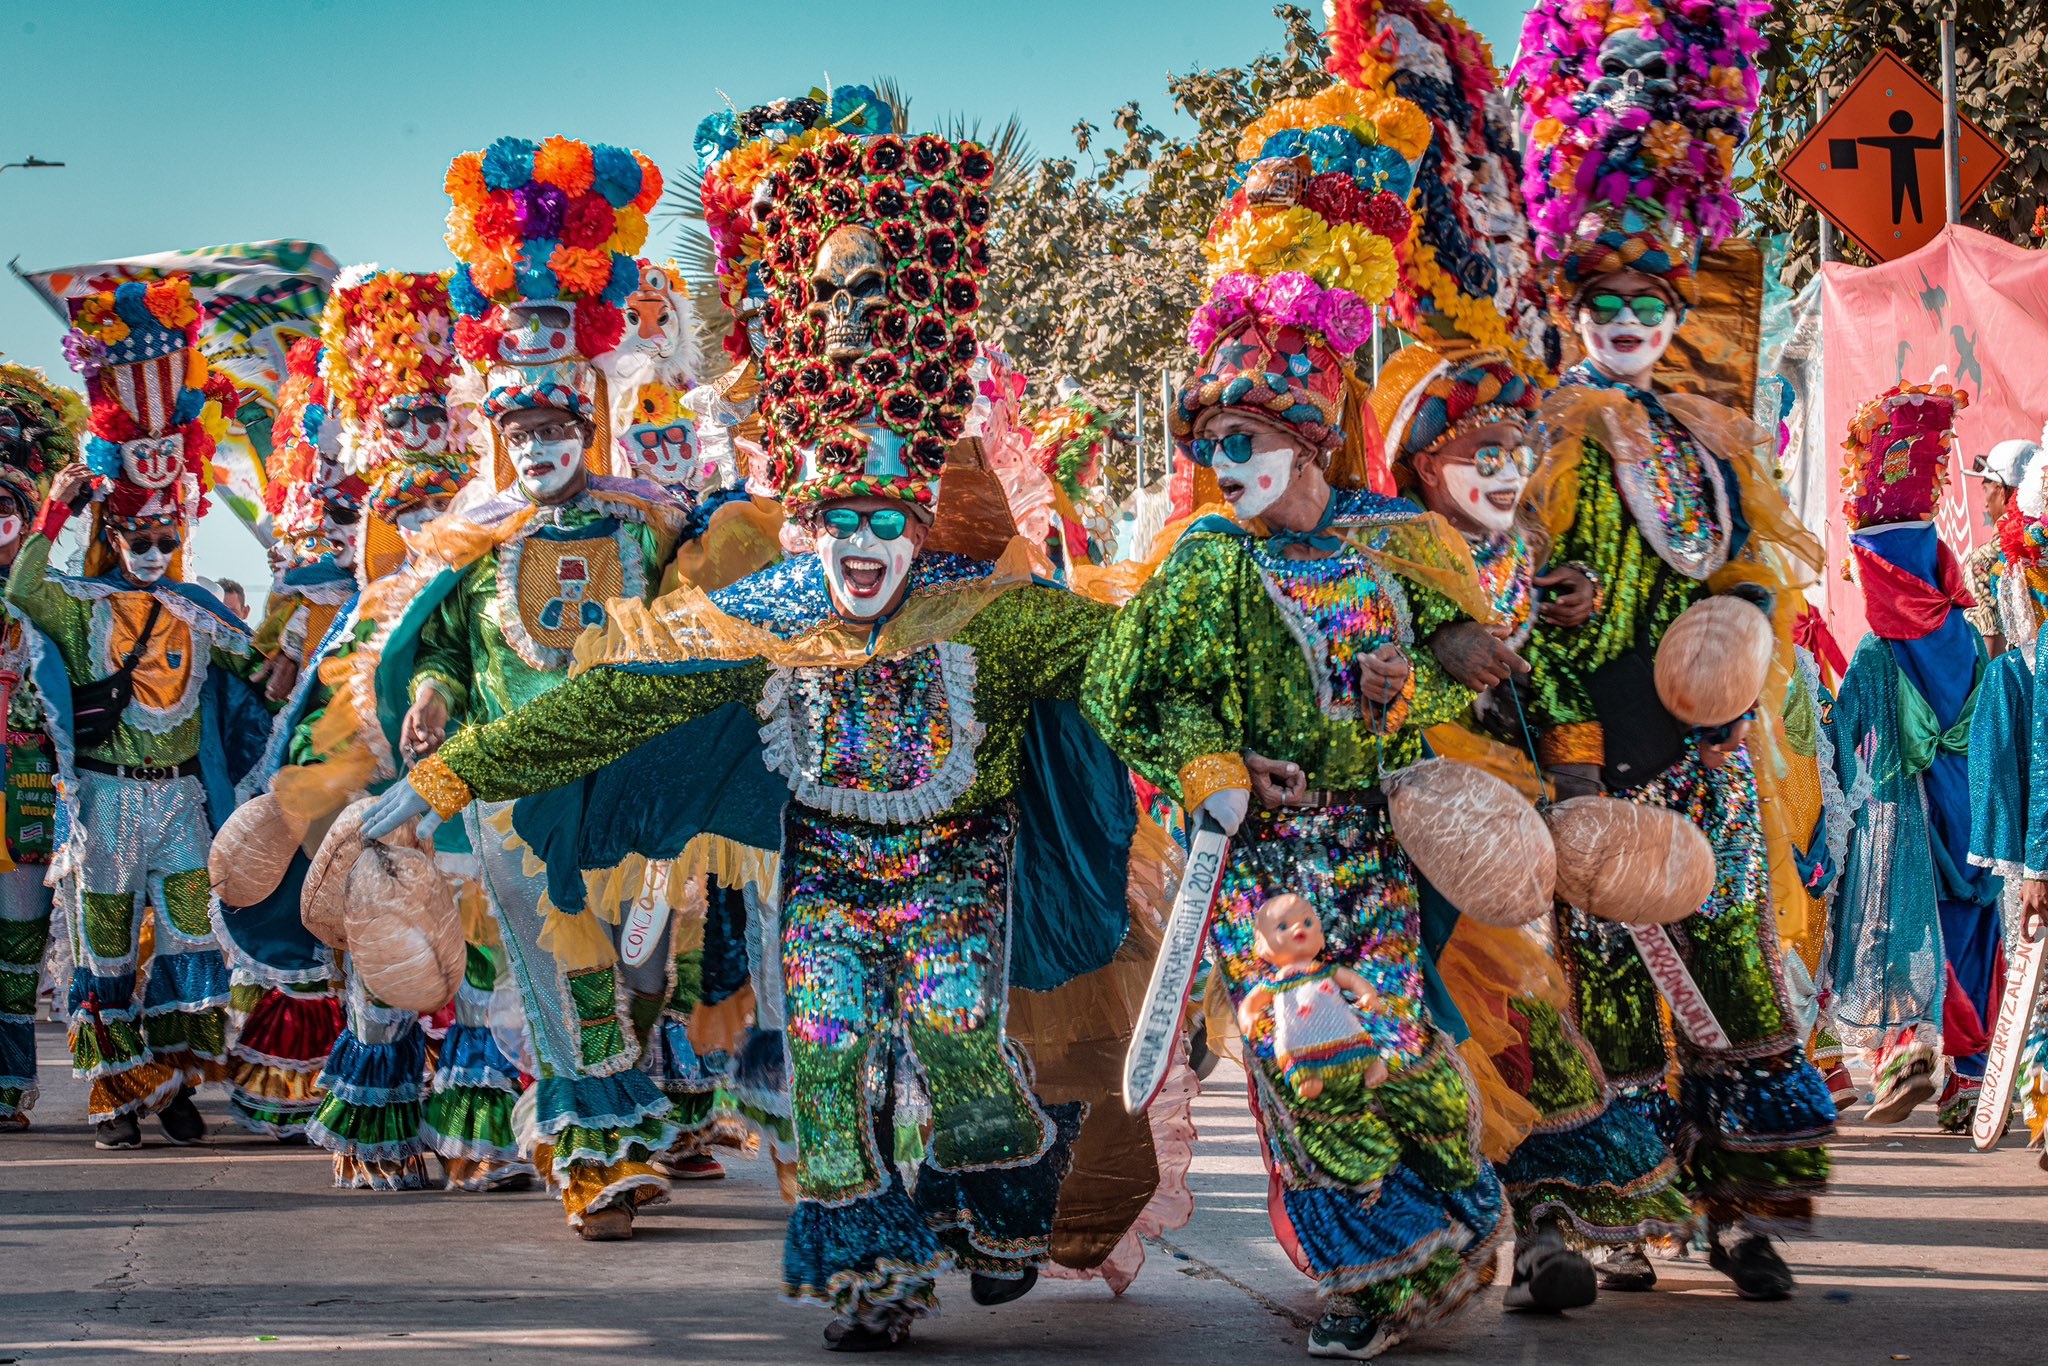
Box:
[1500,1101,1695,1246]
[141,951,232,1014]
[756,641,986,825]
[85,1059,184,1121]
[329,1152,435,1191]
[1680,1053,1839,1156]
[782,1180,947,1325]
[423,1085,526,1164]
[317,1026,426,1108]
[530,1072,679,1173]
[427,1019,523,1095]
[532,1144,671,1223]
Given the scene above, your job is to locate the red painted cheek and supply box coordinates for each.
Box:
[426,424,442,439]
[1468,487,1480,503]
[550,332,566,348]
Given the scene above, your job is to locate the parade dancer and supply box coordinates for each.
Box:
[213,339,355,1142]
[1511,0,1835,1299]
[315,266,532,1193]
[342,134,685,1234]
[361,120,1165,1348]
[1370,346,1694,1310]
[1828,384,2005,1132]
[0,366,75,1130]
[12,278,268,1149]
[1084,77,1524,1357]
[1971,444,2048,1164]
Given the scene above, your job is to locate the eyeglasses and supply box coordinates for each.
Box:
[326,505,362,526]
[818,506,910,541]
[1466,444,1539,479]
[1583,293,1672,327]
[1188,432,1266,467]
[501,420,584,451]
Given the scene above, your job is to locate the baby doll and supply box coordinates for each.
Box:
[1238,893,1390,1101]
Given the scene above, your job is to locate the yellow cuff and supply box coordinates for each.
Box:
[1178,752,1250,814]
[1536,722,1605,768]
[410,752,474,821]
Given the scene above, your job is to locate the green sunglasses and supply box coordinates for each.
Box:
[1188,432,1262,467]
[819,506,911,541]
[1583,293,1673,327]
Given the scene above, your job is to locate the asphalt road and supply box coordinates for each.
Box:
[3,1020,2044,1365]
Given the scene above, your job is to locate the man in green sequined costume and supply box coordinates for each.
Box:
[1083,255,1525,1355]
[1371,342,1694,1310]
[364,124,1148,1351]
[1510,0,1836,1302]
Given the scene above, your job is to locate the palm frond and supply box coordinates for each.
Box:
[871,76,913,135]
[940,112,1036,195]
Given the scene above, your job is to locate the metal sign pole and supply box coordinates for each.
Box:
[1816,88,1834,263]
[1941,16,1962,224]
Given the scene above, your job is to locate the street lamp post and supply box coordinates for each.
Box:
[0,156,66,175]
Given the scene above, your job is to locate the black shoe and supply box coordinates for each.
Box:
[1306,1312,1395,1360]
[1591,1244,1657,1292]
[94,1113,142,1150]
[1709,1234,1795,1301]
[969,1267,1038,1307]
[157,1088,207,1146]
[274,1132,310,1146]
[823,1314,910,1353]
[1504,1227,1597,1312]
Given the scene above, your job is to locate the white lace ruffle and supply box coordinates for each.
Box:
[756,641,985,825]
[86,594,209,735]
[493,508,648,673]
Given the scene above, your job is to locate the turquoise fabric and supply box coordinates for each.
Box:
[1968,639,2034,879]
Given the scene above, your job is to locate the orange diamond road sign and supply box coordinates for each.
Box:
[1780,48,2009,263]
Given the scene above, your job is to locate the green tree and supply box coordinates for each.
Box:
[1748,2,2048,278]
[980,4,1334,414]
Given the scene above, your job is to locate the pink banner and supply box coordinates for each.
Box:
[1820,225,2048,644]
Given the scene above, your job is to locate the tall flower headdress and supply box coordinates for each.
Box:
[1328,0,1559,379]
[1175,84,1429,491]
[753,129,995,516]
[63,277,233,537]
[1510,0,1769,305]
[0,363,80,513]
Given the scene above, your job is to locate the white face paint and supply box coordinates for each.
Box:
[1441,456,1527,536]
[0,513,23,555]
[1214,445,1297,522]
[1576,305,1678,383]
[819,515,916,622]
[500,412,587,503]
[321,511,360,571]
[117,535,175,585]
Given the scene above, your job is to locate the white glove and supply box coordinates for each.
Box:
[360,779,442,842]
[1194,787,1249,837]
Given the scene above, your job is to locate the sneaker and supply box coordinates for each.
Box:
[157,1088,207,1146]
[653,1151,726,1180]
[1865,1047,1935,1124]
[1503,1226,1597,1312]
[1590,1244,1657,1292]
[577,1205,634,1241]
[823,1312,911,1353]
[1306,1312,1396,1360]
[969,1267,1037,1307]
[0,1112,29,1133]
[1708,1233,1795,1301]
[94,1113,142,1150]
[1934,1073,1981,1134]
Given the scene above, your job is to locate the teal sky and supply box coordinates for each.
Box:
[0,0,1525,590]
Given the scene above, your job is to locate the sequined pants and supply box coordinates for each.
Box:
[64,772,229,1119]
[0,865,54,1119]
[471,799,677,1224]
[1208,803,1506,1328]
[1557,745,1835,1226]
[780,806,1074,1326]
